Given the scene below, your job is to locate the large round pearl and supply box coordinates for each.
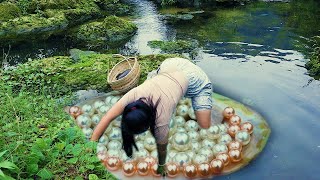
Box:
[173,152,191,167]
[122,161,136,177]
[151,163,161,177]
[213,143,228,156]
[188,107,196,120]
[228,141,242,151]
[192,154,208,165]
[235,130,251,146]
[228,124,241,137]
[197,163,211,177]
[176,126,187,133]
[91,114,101,126]
[216,153,230,167]
[229,115,241,125]
[98,105,110,115]
[185,150,195,159]
[169,117,176,128]
[190,142,201,152]
[69,106,82,119]
[112,116,121,127]
[210,159,224,174]
[81,104,95,116]
[110,96,120,105]
[82,128,93,139]
[104,124,113,135]
[167,150,178,160]
[176,105,189,118]
[199,128,208,140]
[198,148,214,161]
[107,140,122,150]
[218,133,233,145]
[202,139,216,149]
[241,122,254,134]
[108,127,122,141]
[228,149,242,162]
[178,97,189,105]
[223,107,235,121]
[76,114,92,128]
[174,116,186,127]
[207,125,221,140]
[183,164,197,178]
[107,149,120,158]
[120,150,131,162]
[218,124,228,134]
[133,148,149,160]
[151,150,158,159]
[166,162,180,178]
[98,135,109,146]
[137,161,149,176]
[105,96,113,105]
[97,144,107,154]
[185,120,199,132]
[135,141,145,150]
[144,136,157,152]
[144,156,157,166]
[104,157,121,171]
[172,132,190,151]
[94,100,105,109]
[189,131,200,142]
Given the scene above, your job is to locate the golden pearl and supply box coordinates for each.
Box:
[104,157,121,171]
[216,153,230,167]
[229,115,241,125]
[223,107,235,121]
[197,163,211,177]
[122,161,136,177]
[144,156,157,166]
[228,141,242,151]
[210,159,224,174]
[228,124,241,137]
[137,161,149,176]
[183,164,197,178]
[228,149,242,163]
[165,162,180,178]
[241,122,254,134]
[151,163,161,177]
[69,106,82,119]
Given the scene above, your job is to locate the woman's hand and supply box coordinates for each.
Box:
[156,164,167,177]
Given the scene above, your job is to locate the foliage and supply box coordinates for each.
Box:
[0,151,18,180]
[306,36,320,80]
[0,2,22,21]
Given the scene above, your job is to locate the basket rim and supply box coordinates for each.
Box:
[107,57,139,84]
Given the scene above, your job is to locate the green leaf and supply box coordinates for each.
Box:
[26,153,40,164]
[0,161,18,170]
[0,169,4,176]
[88,174,99,180]
[0,151,7,158]
[67,157,78,164]
[85,164,95,170]
[37,168,53,179]
[72,144,82,156]
[26,164,38,174]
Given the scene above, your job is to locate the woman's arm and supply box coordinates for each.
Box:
[90,101,124,141]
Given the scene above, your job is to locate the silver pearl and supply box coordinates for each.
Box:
[178,97,189,105]
[133,148,149,159]
[97,143,107,154]
[218,124,228,133]
[174,116,186,127]
[98,105,110,115]
[188,108,196,120]
[169,117,176,128]
[107,140,122,150]
[185,150,195,159]
[235,130,251,145]
[144,136,157,151]
[176,105,189,118]
[218,133,233,145]
[107,149,120,158]
[198,148,214,161]
[103,124,112,135]
[185,120,199,132]
[135,141,145,150]
[98,135,109,146]
[213,143,228,156]
[192,154,208,165]
[120,149,131,162]
[110,96,120,105]
[76,114,92,128]
[108,127,122,141]
[176,127,187,133]
[201,139,216,149]
[112,116,121,127]
[190,142,201,152]
[81,104,95,116]
[151,150,158,159]
[167,150,178,159]
[172,132,190,151]
[91,114,102,126]
[188,131,200,142]
[82,128,93,139]
[93,100,105,109]
[105,96,113,105]
[199,128,208,140]
[173,152,191,167]
[207,125,220,140]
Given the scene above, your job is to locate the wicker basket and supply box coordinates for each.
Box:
[107,54,141,93]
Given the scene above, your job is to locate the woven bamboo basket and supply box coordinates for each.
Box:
[107,54,140,93]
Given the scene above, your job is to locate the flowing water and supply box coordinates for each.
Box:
[2,0,320,179]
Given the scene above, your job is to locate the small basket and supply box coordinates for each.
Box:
[107,54,141,93]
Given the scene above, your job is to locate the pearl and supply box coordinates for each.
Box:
[207,125,221,140]
[223,107,235,121]
[69,106,81,119]
[110,96,121,105]
[189,131,200,142]
[107,149,120,158]
[188,107,196,120]
[228,124,241,137]
[120,150,131,162]
[199,128,208,140]
[107,140,122,150]
[197,163,211,177]
[108,127,122,141]
[235,130,251,146]
[98,105,110,115]
[144,156,157,166]
[122,161,136,176]
[81,104,95,116]
[167,150,178,160]
[176,105,189,118]
[166,162,180,178]
[213,143,228,156]
[198,148,214,161]
[190,142,201,151]
[91,114,102,126]
[174,116,186,127]
[96,144,107,154]
[150,163,161,177]
[228,141,242,151]
[98,135,109,146]
[103,124,113,135]
[173,152,191,167]
[201,139,216,149]
[183,164,197,178]
[150,150,158,159]
[178,97,189,105]
[210,159,224,174]
[218,124,228,133]
[144,136,157,151]
[216,153,230,167]
[228,149,242,162]
[241,122,254,134]
[82,128,93,139]
[229,115,241,125]
[218,133,233,145]
[104,157,121,171]
[169,117,176,128]
[112,116,121,127]
[185,150,195,159]
[135,141,145,150]
[93,100,105,109]
[192,154,208,165]
[133,148,149,160]
[185,120,199,132]
[176,126,187,133]
[172,132,191,151]
[137,161,149,176]
[76,114,92,128]
[105,96,113,105]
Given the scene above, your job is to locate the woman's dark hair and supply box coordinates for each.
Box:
[121,97,160,157]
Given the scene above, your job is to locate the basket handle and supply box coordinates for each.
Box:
[112,54,133,69]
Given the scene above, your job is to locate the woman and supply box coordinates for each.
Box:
[90,57,214,175]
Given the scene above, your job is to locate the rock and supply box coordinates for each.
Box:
[70,16,137,48]
[69,48,97,62]
[0,2,22,22]
[163,13,194,22]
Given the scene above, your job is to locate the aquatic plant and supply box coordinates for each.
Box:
[306,36,320,80]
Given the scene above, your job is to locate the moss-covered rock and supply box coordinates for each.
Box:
[0,12,68,42]
[0,2,22,22]
[94,0,132,16]
[0,52,181,95]
[70,16,137,48]
[306,36,320,80]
